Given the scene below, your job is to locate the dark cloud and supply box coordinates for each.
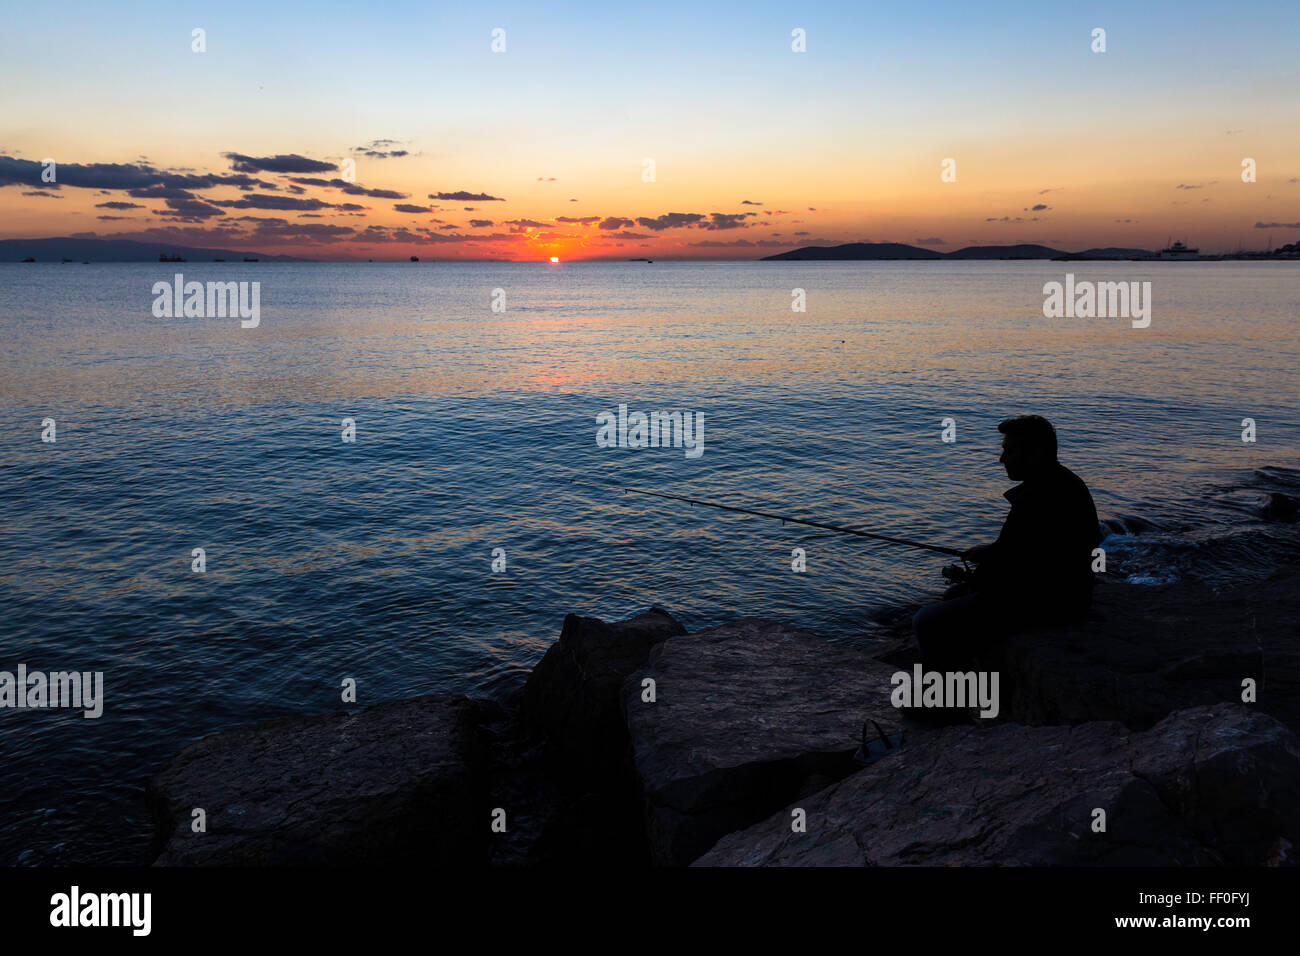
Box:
[21,190,60,198]
[556,215,600,224]
[636,212,705,231]
[1255,221,1300,228]
[394,203,431,213]
[469,219,494,227]
[599,217,635,230]
[159,197,226,220]
[701,212,757,230]
[211,195,334,211]
[740,199,762,205]
[224,152,337,174]
[428,191,505,202]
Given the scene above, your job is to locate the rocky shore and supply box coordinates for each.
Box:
[147,565,1300,867]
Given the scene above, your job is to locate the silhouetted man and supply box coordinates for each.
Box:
[912,415,1100,677]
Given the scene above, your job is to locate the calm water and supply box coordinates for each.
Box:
[1,260,1298,864]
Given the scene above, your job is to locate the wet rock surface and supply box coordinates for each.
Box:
[149,694,485,866]
[697,704,1300,866]
[622,617,906,866]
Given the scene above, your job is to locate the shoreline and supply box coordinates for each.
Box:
[143,553,1300,867]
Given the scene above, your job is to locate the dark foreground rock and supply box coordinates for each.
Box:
[697,703,1300,866]
[148,694,485,865]
[999,566,1300,735]
[521,606,686,775]
[623,618,911,866]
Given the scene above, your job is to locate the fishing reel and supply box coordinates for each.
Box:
[941,560,973,584]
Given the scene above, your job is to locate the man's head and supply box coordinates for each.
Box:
[997,415,1058,481]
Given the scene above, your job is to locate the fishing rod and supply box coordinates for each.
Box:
[569,477,965,558]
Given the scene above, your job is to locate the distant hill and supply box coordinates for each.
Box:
[944,244,1064,259]
[762,242,1156,261]
[1065,247,1154,259]
[0,237,308,262]
[761,242,944,261]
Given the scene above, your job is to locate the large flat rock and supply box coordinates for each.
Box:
[622,618,909,866]
[999,566,1300,734]
[148,694,485,866]
[696,703,1300,866]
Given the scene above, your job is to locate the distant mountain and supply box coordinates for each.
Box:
[761,242,944,261]
[0,237,308,262]
[762,241,1161,261]
[1065,247,1154,259]
[944,244,1064,259]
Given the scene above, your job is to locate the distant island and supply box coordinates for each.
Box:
[761,241,1300,261]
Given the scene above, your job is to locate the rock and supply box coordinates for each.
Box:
[521,606,686,776]
[995,567,1300,735]
[148,694,485,866]
[696,703,1300,866]
[622,618,910,866]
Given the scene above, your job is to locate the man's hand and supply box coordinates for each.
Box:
[963,543,995,563]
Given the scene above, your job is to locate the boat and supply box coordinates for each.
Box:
[410,255,420,262]
[20,257,34,263]
[159,253,186,263]
[61,257,73,263]
[243,256,259,262]
[1156,239,1199,260]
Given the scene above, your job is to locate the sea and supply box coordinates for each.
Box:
[1,259,1298,864]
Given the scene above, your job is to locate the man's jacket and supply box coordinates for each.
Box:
[974,462,1101,623]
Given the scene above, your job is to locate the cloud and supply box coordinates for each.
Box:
[556,215,600,224]
[1175,181,1217,190]
[740,199,762,205]
[599,217,635,230]
[157,197,226,220]
[21,190,60,198]
[351,140,410,159]
[469,219,494,227]
[1254,221,1300,228]
[0,155,262,192]
[212,195,335,211]
[394,203,431,213]
[224,152,337,174]
[701,212,757,230]
[537,177,556,181]
[504,218,549,231]
[1029,203,1049,211]
[636,212,705,231]
[915,237,945,245]
[428,191,505,201]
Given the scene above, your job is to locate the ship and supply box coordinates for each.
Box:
[159,253,187,263]
[1156,239,1200,260]
[243,256,259,262]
